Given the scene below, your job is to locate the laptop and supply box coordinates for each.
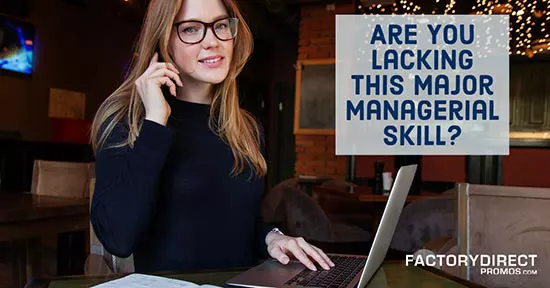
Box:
[226,164,418,288]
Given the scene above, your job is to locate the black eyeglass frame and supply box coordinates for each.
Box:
[173,17,239,44]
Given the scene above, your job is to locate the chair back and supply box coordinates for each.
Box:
[391,195,455,253]
[282,186,333,242]
[456,183,550,288]
[318,179,356,193]
[262,179,298,224]
[31,160,95,198]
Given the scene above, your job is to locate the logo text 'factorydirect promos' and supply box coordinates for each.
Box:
[406,253,538,276]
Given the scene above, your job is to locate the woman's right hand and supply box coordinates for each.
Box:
[135,53,183,126]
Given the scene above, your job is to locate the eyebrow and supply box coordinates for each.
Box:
[176,14,229,23]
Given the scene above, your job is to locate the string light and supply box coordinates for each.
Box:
[356,0,451,15]
[473,0,550,57]
[354,0,550,57]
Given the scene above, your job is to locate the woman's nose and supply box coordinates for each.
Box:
[201,27,220,49]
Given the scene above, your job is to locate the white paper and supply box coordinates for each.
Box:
[91,273,222,288]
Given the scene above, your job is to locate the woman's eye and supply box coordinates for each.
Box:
[182,26,200,34]
[215,23,228,30]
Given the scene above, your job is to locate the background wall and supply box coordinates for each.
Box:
[0,0,139,141]
[0,0,298,284]
[503,148,550,187]
[294,1,547,188]
[295,3,353,180]
[0,0,298,147]
[3,0,549,186]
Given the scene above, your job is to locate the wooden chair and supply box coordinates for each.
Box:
[421,183,550,288]
[27,160,95,277]
[85,178,135,275]
[457,183,550,287]
[31,160,95,198]
[390,188,456,253]
[265,181,371,245]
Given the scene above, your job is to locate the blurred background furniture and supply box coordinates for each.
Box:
[263,178,454,258]
[0,139,93,194]
[29,160,95,279]
[0,193,89,287]
[296,175,330,196]
[418,183,550,288]
[262,179,372,255]
[31,160,95,198]
[389,188,456,253]
[459,183,550,288]
[0,138,94,287]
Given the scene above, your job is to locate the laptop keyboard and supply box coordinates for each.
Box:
[284,255,366,287]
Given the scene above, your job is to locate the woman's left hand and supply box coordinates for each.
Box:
[266,232,335,271]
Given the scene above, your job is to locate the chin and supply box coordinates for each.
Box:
[196,71,230,84]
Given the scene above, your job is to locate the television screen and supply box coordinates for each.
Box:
[0,15,34,75]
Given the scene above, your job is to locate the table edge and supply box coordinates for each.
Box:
[26,261,486,288]
[0,194,89,224]
[25,266,250,288]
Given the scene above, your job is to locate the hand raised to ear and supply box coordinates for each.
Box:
[135,53,183,126]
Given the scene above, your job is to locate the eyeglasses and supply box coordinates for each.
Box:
[173,17,239,45]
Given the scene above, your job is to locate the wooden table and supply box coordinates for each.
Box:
[26,260,486,288]
[0,193,89,287]
[0,193,89,242]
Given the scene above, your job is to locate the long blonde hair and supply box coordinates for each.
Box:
[90,0,267,178]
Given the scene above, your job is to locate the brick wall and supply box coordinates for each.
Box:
[294,3,468,183]
[294,3,354,179]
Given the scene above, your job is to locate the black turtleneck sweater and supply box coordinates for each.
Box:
[90,98,272,273]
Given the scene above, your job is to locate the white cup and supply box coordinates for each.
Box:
[382,172,393,195]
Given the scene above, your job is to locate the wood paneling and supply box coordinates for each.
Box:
[510,62,550,132]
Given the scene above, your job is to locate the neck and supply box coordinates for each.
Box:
[176,78,213,104]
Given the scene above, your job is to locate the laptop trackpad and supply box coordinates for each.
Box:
[227,260,305,288]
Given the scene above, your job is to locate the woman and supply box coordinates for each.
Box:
[90,0,334,273]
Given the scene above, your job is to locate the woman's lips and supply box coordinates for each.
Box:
[198,56,224,68]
